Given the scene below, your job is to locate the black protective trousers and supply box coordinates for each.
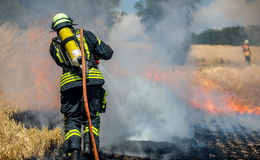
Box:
[245,55,251,64]
[60,85,102,153]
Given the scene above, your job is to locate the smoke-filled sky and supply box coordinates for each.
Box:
[0,0,260,32]
[193,0,260,32]
[0,0,260,151]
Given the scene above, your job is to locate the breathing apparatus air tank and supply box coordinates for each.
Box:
[58,27,82,66]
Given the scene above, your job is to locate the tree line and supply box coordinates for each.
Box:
[192,25,260,46]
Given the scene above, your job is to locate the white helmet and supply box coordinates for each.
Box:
[51,13,73,31]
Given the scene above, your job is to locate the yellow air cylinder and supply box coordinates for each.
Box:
[58,27,81,66]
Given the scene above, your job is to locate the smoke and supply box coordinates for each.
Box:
[100,0,260,150]
[135,0,200,65]
[101,0,202,146]
[193,0,260,32]
[0,0,121,36]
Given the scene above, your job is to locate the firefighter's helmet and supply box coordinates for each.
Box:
[51,13,73,31]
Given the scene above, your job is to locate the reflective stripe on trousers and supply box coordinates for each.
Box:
[65,129,81,140]
[84,126,100,136]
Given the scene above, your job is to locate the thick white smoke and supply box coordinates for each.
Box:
[100,1,200,147]
[101,13,192,146]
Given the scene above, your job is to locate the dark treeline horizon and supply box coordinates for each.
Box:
[192,25,260,46]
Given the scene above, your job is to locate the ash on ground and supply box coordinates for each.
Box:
[11,110,260,160]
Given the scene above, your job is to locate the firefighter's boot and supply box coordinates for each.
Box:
[71,149,80,160]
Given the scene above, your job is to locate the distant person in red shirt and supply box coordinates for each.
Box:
[242,39,252,65]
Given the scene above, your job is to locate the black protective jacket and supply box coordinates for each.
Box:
[50,29,113,92]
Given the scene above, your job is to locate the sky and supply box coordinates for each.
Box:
[120,0,260,33]
[120,0,139,13]
[120,0,212,14]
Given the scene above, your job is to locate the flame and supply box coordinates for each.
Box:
[145,65,260,115]
[25,25,60,109]
[191,79,260,115]
[0,23,60,110]
[29,61,59,108]
[198,78,260,115]
[228,101,260,114]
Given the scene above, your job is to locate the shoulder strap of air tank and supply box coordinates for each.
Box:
[61,36,77,47]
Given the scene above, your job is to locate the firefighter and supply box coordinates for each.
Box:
[49,13,113,160]
[242,39,252,65]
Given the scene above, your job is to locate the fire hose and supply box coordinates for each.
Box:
[80,28,99,160]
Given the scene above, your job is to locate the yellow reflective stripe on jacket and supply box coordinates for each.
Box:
[102,91,108,109]
[88,71,102,74]
[61,77,81,86]
[96,37,101,45]
[61,72,71,77]
[60,72,82,87]
[75,29,90,60]
[83,37,91,60]
[55,50,64,63]
[61,73,80,82]
[87,75,104,79]
[87,68,104,79]
[61,78,82,87]
[65,129,81,140]
[60,71,104,86]
[61,74,80,83]
[84,126,100,136]
[60,67,104,86]
[52,42,64,64]
[88,68,103,73]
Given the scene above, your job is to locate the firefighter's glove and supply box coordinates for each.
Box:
[100,88,108,113]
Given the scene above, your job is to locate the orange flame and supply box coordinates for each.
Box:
[0,24,60,110]
[145,65,260,115]
[228,101,260,114]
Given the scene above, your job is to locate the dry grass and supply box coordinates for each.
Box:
[0,98,63,160]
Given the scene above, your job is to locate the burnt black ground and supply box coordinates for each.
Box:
[10,110,63,129]
[11,110,260,160]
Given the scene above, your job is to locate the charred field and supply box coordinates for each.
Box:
[1,45,260,159]
[8,109,260,160]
